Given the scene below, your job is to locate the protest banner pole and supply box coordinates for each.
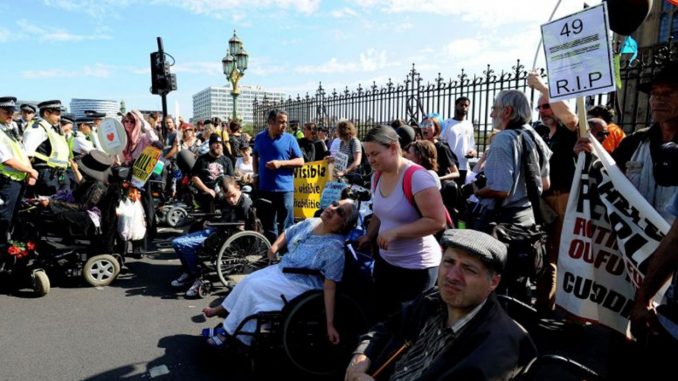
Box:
[576,96,589,136]
[532,0,563,70]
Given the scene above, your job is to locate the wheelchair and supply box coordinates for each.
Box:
[190,219,271,298]
[215,242,375,377]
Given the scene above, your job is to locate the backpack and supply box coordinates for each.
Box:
[372,164,454,228]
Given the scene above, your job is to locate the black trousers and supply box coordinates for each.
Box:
[0,178,25,245]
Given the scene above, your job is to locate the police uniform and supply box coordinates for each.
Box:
[0,97,34,245]
[16,103,37,137]
[23,100,71,196]
[72,117,96,157]
[84,110,105,151]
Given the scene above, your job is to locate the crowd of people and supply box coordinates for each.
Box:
[1,59,677,380]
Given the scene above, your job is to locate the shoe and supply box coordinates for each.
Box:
[186,279,203,298]
[170,273,191,288]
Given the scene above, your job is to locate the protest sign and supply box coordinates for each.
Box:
[319,181,349,210]
[131,146,162,189]
[97,118,127,155]
[333,151,349,174]
[294,160,332,219]
[556,136,670,336]
[541,3,616,101]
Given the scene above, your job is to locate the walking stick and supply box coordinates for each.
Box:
[370,341,412,379]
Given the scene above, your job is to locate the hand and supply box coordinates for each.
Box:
[267,247,278,263]
[335,170,345,178]
[39,198,50,208]
[573,137,593,154]
[27,177,36,186]
[377,229,398,250]
[325,156,335,163]
[28,169,39,180]
[527,70,548,93]
[345,354,373,381]
[630,302,660,339]
[265,160,282,170]
[70,160,78,172]
[327,323,340,345]
[206,189,216,198]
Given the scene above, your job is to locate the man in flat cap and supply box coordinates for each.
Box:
[23,100,71,196]
[346,229,536,381]
[16,104,37,138]
[0,96,38,246]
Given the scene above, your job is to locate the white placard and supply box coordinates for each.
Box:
[333,151,349,173]
[97,118,127,155]
[541,3,616,102]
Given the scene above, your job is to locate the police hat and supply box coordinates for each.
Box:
[76,117,94,124]
[38,100,62,110]
[20,103,36,113]
[439,229,508,274]
[84,110,106,119]
[0,97,17,111]
[60,114,75,125]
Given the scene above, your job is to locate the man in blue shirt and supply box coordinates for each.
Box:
[253,109,304,242]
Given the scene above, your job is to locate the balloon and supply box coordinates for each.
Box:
[604,0,653,36]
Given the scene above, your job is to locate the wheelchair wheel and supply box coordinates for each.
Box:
[32,269,50,296]
[83,254,120,287]
[216,231,270,287]
[282,291,369,376]
[166,206,189,228]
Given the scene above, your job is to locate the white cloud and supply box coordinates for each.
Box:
[296,49,395,74]
[154,0,321,15]
[331,7,358,18]
[0,28,11,43]
[350,0,601,27]
[16,19,110,42]
[22,63,113,79]
[43,0,133,19]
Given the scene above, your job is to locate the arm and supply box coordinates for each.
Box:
[265,156,305,170]
[70,159,83,184]
[377,187,446,250]
[164,138,179,159]
[191,176,215,197]
[527,71,578,131]
[345,150,362,174]
[474,186,508,199]
[630,218,678,336]
[357,215,380,251]
[345,354,374,381]
[438,163,460,181]
[324,279,340,345]
[267,231,287,261]
[2,158,38,181]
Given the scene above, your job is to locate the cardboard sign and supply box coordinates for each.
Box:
[333,151,349,174]
[541,3,616,101]
[319,181,349,209]
[131,146,162,189]
[96,118,127,155]
[556,136,670,337]
[293,160,332,219]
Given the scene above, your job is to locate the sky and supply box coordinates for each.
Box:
[1,0,602,119]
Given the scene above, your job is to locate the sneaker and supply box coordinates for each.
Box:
[186,279,203,298]
[171,273,191,288]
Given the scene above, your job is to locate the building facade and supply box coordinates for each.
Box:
[70,99,121,118]
[192,85,286,125]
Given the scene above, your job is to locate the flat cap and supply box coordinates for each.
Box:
[0,96,17,110]
[20,103,36,113]
[439,229,507,273]
[38,100,62,110]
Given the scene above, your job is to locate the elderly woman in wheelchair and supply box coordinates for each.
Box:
[202,198,359,348]
[171,176,257,297]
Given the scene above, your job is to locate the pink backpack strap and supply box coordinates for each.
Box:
[403,164,454,227]
[371,171,382,193]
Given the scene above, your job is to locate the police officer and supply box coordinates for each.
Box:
[23,100,70,196]
[72,117,97,157]
[16,103,37,137]
[84,110,105,151]
[0,97,38,245]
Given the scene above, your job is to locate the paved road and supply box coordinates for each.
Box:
[0,231,328,381]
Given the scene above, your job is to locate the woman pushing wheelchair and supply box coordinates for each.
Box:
[202,198,359,348]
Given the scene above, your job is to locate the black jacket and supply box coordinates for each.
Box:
[356,289,536,381]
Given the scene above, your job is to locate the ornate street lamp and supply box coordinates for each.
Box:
[222,30,248,121]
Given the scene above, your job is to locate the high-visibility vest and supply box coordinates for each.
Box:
[0,128,31,181]
[33,120,70,169]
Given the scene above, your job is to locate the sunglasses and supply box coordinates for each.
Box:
[330,200,346,218]
[535,104,551,111]
[123,118,135,124]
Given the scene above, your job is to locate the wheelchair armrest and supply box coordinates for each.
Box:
[204,221,245,229]
[282,267,322,277]
[188,212,221,218]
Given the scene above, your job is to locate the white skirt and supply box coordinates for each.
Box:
[221,264,311,345]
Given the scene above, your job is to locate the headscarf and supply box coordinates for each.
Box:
[122,110,143,164]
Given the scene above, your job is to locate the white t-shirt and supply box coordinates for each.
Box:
[445,119,476,171]
[235,157,254,175]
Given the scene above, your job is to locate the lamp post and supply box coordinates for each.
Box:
[222,30,249,121]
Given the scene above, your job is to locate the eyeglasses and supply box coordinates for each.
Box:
[331,200,346,218]
[535,104,551,111]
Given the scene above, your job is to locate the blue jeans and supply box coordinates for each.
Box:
[258,191,294,243]
[171,228,215,275]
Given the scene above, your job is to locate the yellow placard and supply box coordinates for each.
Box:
[131,146,162,188]
[293,160,332,219]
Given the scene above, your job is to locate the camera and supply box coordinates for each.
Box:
[460,172,486,199]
